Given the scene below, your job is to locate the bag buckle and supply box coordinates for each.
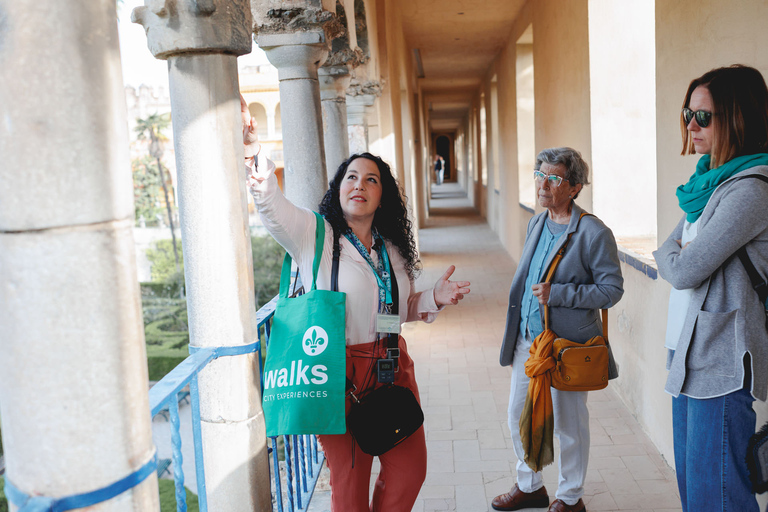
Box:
[346,383,360,403]
[387,348,400,359]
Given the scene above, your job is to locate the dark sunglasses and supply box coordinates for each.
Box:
[682,107,713,128]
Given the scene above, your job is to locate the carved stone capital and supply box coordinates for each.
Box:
[319,65,351,101]
[346,79,383,98]
[257,33,329,80]
[131,0,252,59]
[251,4,344,46]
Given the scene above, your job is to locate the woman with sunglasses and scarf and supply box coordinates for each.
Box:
[493,147,623,512]
[653,65,768,512]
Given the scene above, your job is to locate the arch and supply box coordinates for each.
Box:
[332,0,351,56]
[274,103,282,138]
[248,102,268,140]
[436,135,452,180]
[354,0,369,58]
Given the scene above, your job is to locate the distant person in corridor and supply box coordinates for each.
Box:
[493,147,624,512]
[653,64,768,512]
[434,154,445,185]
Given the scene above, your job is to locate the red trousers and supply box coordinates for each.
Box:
[318,336,427,512]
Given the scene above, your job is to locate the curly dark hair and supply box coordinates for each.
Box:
[318,153,421,280]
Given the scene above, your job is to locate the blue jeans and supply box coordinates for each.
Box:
[672,388,758,512]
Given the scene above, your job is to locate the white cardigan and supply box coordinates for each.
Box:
[250,166,442,346]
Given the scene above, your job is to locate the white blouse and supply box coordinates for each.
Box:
[250,164,442,346]
[664,218,700,350]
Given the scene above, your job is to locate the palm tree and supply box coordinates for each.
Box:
[135,112,183,297]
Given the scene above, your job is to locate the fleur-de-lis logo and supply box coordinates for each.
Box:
[303,326,329,356]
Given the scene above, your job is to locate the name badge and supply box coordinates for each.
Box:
[376,313,401,334]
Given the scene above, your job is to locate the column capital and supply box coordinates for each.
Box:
[257,35,330,81]
[132,0,252,59]
[319,65,352,101]
[346,79,383,98]
[251,3,343,48]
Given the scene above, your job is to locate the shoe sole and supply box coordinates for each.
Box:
[491,497,550,511]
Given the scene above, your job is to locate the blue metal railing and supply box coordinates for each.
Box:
[148,295,325,512]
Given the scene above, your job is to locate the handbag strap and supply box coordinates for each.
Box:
[278,212,325,299]
[540,212,589,330]
[539,212,609,338]
[734,175,768,308]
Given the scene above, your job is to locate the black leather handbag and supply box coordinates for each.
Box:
[347,383,424,456]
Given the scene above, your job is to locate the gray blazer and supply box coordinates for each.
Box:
[654,167,768,400]
[500,203,624,367]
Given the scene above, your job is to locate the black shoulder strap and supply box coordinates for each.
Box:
[387,254,400,357]
[331,225,341,292]
[736,175,768,306]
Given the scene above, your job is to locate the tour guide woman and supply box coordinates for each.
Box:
[493,147,623,512]
[241,98,470,511]
[653,64,768,512]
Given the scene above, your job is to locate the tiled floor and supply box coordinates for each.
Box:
[309,182,682,512]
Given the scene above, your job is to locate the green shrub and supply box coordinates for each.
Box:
[252,234,285,309]
[0,477,6,512]
[146,240,184,284]
[158,479,198,512]
[146,344,190,381]
[142,235,284,380]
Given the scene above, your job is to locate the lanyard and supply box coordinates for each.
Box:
[344,230,393,310]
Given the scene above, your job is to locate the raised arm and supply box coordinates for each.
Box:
[243,95,316,259]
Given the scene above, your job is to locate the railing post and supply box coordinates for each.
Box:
[0,1,159,510]
[132,1,271,510]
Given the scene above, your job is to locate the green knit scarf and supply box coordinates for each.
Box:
[676,153,768,223]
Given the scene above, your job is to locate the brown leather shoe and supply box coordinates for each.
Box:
[491,484,549,511]
[547,498,586,512]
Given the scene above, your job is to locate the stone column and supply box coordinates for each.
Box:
[319,65,352,179]
[0,2,158,511]
[132,2,271,511]
[252,3,343,210]
[256,31,329,210]
[346,81,381,156]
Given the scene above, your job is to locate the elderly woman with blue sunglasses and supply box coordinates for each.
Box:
[654,64,768,512]
[493,147,623,512]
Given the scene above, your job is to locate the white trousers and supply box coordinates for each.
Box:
[507,332,590,506]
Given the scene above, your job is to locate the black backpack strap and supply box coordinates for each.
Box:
[737,247,768,305]
[387,260,400,365]
[735,175,768,306]
[331,224,341,292]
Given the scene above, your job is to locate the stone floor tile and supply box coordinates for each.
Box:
[428,429,478,441]
[420,484,454,499]
[598,468,644,495]
[420,498,455,511]
[583,490,619,511]
[455,484,488,511]
[613,492,683,509]
[590,455,627,470]
[454,439,482,461]
[622,454,665,481]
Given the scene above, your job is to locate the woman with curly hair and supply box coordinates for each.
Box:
[243,97,470,511]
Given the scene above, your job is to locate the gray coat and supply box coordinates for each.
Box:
[500,203,624,367]
[654,166,768,400]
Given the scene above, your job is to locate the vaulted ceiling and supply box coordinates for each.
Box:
[398,0,526,131]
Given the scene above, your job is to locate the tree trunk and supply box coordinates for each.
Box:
[156,156,183,298]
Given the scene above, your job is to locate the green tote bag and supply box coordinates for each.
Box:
[262,212,347,436]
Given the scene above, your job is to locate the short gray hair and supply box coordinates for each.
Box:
[534,147,591,194]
